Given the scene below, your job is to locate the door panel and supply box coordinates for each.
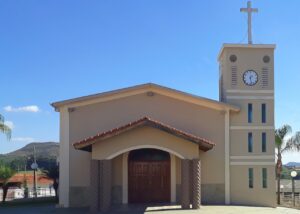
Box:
[128,160,170,203]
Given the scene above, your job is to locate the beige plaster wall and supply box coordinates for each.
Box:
[69,145,91,186]
[92,126,199,160]
[228,100,274,127]
[230,165,276,207]
[68,93,225,187]
[58,108,70,207]
[230,130,275,156]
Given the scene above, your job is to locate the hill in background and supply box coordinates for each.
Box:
[285,162,300,167]
[0,142,59,171]
[3,142,59,159]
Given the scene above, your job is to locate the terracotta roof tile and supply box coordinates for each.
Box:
[73,117,215,152]
[0,172,52,187]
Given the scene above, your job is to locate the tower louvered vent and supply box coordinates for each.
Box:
[231,66,237,87]
[262,67,268,88]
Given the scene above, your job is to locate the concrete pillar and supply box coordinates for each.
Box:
[192,159,201,209]
[189,162,193,204]
[181,159,191,209]
[89,160,99,213]
[99,160,112,212]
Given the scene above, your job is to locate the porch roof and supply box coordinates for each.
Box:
[73,117,215,152]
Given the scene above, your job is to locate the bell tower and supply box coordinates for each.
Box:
[218,1,276,207]
[219,44,275,103]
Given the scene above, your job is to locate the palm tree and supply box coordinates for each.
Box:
[0,114,11,140]
[275,124,300,204]
[40,165,59,202]
[0,165,20,202]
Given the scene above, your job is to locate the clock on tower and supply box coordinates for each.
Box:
[243,70,258,86]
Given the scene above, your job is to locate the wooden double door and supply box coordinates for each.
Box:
[128,149,170,203]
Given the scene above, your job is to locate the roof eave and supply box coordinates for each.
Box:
[218,43,276,61]
[51,83,154,109]
[51,83,240,112]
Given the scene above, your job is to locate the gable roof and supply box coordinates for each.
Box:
[73,117,215,152]
[51,83,239,112]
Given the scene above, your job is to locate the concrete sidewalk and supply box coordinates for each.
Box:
[0,204,299,214]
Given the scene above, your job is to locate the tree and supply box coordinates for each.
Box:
[0,165,19,203]
[275,125,300,204]
[40,165,59,202]
[10,157,27,172]
[0,114,11,140]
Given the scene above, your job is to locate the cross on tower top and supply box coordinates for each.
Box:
[240,1,258,44]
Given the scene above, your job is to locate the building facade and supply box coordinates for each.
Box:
[52,44,276,211]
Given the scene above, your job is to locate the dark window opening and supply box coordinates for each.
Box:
[248,132,253,153]
[129,149,170,161]
[248,103,253,123]
[262,103,266,123]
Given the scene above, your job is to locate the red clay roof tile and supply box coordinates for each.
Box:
[73,117,215,152]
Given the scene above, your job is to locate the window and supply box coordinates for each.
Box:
[262,104,266,123]
[262,132,267,152]
[262,168,267,188]
[248,103,253,123]
[249,168,254,188]
[248,132,253,153]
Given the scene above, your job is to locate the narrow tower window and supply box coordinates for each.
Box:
[262,103,266,123]
[249,168,254,188]
[248,103,253,123]
[262,168,267,188]
[248,132,253,153]
[262,132,267,152]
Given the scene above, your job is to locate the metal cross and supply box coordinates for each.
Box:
[240,1,258,44]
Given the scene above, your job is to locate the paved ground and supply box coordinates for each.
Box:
[0,204,300,214]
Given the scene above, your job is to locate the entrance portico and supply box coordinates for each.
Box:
[73,117,215,212]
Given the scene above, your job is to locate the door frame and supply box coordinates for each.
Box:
[122,148,177,204]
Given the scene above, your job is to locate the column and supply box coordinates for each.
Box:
[89,160,99,213]
[99,160,112,212]
[192,159,201,209]
[181,159,191,209]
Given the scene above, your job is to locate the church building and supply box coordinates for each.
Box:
[52,1,276,212]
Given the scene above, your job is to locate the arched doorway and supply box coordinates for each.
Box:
[128,149,171,203]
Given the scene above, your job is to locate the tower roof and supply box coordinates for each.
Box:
[218,43,276,61]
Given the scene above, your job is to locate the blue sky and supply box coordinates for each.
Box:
[0,1,299,163]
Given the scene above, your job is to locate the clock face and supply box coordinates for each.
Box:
[243,70,258,86]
